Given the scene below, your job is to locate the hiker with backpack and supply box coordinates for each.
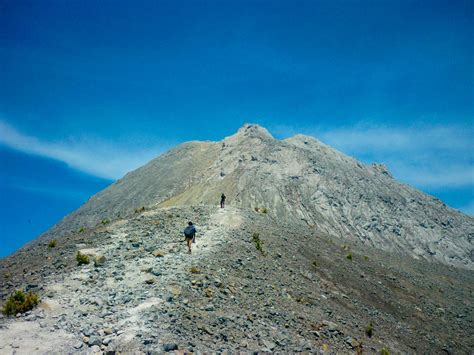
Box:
[183,221,197,253]
[220,193,226,208]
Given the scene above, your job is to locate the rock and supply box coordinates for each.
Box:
[88,336,102,346]
[90,345,101,352]
[104,328,113,335]
[163,343,178,351]
[145,279,155,284]
[327,321,338,332]
[345,337,359,348]
[83,328,94,337]
[73,341,84,349]
[94,255,106,267]
[152,250,164,257]
[25,314,37,321]
[151,268,162,277]
[263,339,276,350]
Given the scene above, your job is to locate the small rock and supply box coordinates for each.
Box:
[263,339,276,350]
[327,321,338,332]
[90,345,101,353]
[103,328,113,335]
[88,336,102,346]
[145,279,155,285]
[73,341,83,349]
[83,328,94,337]
[163,343,178,351]
[152,250,164,257]
[94,255,106,267]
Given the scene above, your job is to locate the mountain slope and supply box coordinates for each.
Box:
[1,205,472,353]
[39,124,473,269]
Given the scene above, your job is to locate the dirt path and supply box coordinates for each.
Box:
[0,205,240,354]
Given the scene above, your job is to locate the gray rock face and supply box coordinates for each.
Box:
[37,123,473,269]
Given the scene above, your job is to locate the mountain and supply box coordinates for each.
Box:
[39,123,473,269]
[0,124,473,353]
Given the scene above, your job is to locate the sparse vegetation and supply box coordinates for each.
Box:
[2,290,39,316]
[252,232,266,255]
[363,255,369,261]
[312,261,318,268]
[78,227,86,233]
[135,206,146,213]
[380,348,390,355]
[190,267,201,274]
[204,288,213,297]
[365,323,373,337]
[48,239,57,248]
[254,207,269,214]
[346,252,353,261]
[76,251,90,266]
[101,219,110,225]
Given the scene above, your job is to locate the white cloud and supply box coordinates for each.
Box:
[272,122,474,188]
[0,120,168,180]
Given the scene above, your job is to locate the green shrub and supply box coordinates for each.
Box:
[346,252,353,261]
[312,261,318,267]
[78,227,86,233]
[261,207,268,214]
[101,219,110,225]
[254,207,260,212]
[2,290,39,316]
[365,323,373,337]
[252,233,266,256]
[363,255,369,261]
[190,267,201,274]
[48,240,57,248]
[76,251,90,266]
[380,348,390,355]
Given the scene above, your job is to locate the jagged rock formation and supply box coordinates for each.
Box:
[41,124,473,269]
[1,124,473,353]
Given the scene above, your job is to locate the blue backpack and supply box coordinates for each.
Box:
[184,225,196,237]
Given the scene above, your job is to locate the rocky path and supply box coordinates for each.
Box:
[0,205,244,354]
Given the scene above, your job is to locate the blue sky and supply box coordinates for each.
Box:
[0,0,473,257]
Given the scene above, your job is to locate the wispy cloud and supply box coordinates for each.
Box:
[272,122,474,188]
[0,120,169,179]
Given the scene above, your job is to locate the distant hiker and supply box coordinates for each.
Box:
[184,221,197,253]
[220,193,226,208]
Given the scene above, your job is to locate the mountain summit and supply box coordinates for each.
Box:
[1,124,473,353]
[40,123,473,269]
